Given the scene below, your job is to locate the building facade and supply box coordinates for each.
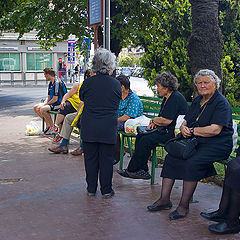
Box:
[0,32,69,85]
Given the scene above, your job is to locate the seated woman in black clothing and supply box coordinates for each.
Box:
[200,148,240,234]
[117,72,188,180]
[147,69,233,220]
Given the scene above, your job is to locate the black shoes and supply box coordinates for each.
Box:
[117,169,151,180]
[87,192,96,196]
[117,169,130,178]
[147,201,173,212]
[169,209,189,220]
[200,210,226,222]
[209,220,240,234]
[102,190,115,198]
[127,169,151,180]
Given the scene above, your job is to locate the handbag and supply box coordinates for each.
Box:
[137,126,168,135]
[164,102,209,159]
[164,133,198,159]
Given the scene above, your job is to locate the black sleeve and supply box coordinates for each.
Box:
[160,93,181,120]
[210,99,232,127]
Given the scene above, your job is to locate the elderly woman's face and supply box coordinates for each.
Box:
[196,76,216,97]
[156,82,169,97]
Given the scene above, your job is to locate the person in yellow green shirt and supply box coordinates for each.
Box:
[48,70,93,155]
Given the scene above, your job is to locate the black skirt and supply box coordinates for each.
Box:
[161,141,232,181]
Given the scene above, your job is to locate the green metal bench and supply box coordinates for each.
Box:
[119,99,240,185]
[118,96,163,184]
[42,87,72,132]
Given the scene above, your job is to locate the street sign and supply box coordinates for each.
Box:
[88,0,103,27]
[68,40,75,64]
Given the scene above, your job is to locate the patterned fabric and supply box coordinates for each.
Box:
[118,90,143,118]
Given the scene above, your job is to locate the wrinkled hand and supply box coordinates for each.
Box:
[60,101,66,110]
[148,119,157,130]
[180,125,192,138]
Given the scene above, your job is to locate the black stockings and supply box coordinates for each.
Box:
[153,178,175,206]
[177,181,198,215]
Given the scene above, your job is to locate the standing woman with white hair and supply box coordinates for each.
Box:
[147,69,233,220]
[79,48,121,198]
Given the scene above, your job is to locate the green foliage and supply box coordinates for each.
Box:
[140,0,193,100]
[118,55,141,67]
[219,0,240,106]
[0,0,91,50]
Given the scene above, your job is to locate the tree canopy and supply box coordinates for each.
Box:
[0,0,240,105]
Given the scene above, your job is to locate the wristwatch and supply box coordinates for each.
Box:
[190,127,195,136]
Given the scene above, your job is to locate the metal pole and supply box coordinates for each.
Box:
[105,0,110,50]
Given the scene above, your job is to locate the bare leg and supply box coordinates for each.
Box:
[55,113,65,126]
[33,103,45,118]
[176,180,198,216]
[40,105,53,128]
[152,178,175,206]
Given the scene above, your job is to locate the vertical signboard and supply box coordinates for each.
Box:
[88,0,103,50]
[67,40,75,64]
[88,0,103,27]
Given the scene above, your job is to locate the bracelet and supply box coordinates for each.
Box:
[190,127,195,136]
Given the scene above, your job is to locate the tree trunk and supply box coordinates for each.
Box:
[187,0,223,84]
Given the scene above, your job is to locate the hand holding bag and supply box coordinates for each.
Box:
[164,133,198,159]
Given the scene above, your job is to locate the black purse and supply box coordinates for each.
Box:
[137,126,168,135]
[164,102,208,159]
[164,133,198,159]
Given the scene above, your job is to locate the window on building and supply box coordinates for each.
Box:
[0,53,20,71]
[26,53,52,71]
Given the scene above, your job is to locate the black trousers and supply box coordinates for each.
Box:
[127,131,173,172]
[83,141,115,194]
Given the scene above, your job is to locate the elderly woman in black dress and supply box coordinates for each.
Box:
[79,48,121,198]
[201,149,240,234]
[148,69,233,220]
[118,72,188,179]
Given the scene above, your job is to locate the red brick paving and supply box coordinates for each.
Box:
[0,114,239,240]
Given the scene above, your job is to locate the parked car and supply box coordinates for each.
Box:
[121,67,131,77]
[132,67,144,78]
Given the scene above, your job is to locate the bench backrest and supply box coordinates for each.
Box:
[139,96,162,119]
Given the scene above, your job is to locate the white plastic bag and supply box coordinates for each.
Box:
[25,121,41,136]
[124,115,151,135]
[232,120,238,154]
[175,115,185,129]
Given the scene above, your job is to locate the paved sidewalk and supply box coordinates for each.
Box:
[0,109,239,240]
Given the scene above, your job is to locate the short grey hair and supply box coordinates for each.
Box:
[92,48,116,74]
[155,72,179,91]
[194,69,221,89]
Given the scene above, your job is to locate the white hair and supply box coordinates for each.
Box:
[194,69,221,89]
[91,48,116,74]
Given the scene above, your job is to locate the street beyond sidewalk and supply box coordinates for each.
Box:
[0,98,239,240]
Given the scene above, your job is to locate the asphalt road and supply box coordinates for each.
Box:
[0,77,154,116]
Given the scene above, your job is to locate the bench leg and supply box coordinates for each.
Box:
[151,148,157,184]
[42,117,45,132]
[127,137,133,157]
[119,134,125,170]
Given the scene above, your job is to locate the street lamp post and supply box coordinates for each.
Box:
[104,0,110,51]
